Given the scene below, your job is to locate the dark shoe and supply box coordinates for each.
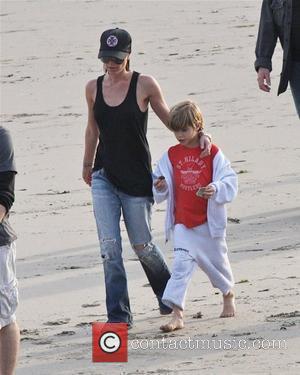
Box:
[106,320,133,329]
[159,306,173,315]
[157,296,173,315]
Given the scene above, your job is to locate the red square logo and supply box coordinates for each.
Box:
[92,323,128,362]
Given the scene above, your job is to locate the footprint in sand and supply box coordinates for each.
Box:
[20,328,39,336]
[266,311,300,322]
[20,328,40,342]
[81,302,101,308]
[76,322,92,327]
[43,318,71,326]
[56,331,76,336]
[32,339,53,345]
[57,266,83,270]
[192,312,203,319]
[230,332,252,337]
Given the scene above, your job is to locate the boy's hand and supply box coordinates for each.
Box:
[154,176,167,191]
[196,184,216,199]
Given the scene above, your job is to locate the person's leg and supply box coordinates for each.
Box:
[91,170,132,325]
[289,61,300,118]
[160,306,184,333]
[160,248,196,332]
[120,192,172,314]
[220,290,235,318]
[0,242,19,375]
[0,321,20,375]
[161,248,196,310]
[191,225,235,317]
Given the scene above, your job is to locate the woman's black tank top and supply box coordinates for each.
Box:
[93,71,153,197]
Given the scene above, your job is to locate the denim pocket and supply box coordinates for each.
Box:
[270,0,284,9]
[91,169,104,181]
[271,0,285,26]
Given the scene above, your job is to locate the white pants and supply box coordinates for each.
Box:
[162,223,234,310]
[0,242,18,329]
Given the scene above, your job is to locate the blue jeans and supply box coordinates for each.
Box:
[91,169,171,325]
[290,61,300,119]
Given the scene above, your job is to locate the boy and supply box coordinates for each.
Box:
[153,101,238,332]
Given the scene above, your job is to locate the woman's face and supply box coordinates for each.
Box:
[102,55,129,74]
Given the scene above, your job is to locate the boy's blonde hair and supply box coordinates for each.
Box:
[168,100,204,131]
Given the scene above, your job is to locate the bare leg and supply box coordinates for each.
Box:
[220,290,236,318]
[0,322,20,375]
[160,305,184,332]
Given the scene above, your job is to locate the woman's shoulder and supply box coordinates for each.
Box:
[137,74,163,99]
[85,78,100,102]
[86,78,98,91]
[137,73,160,87]
[86,74,105,88]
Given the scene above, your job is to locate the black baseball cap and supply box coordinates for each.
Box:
[98,28,132,60]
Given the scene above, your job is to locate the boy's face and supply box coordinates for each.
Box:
[173,126,199,147]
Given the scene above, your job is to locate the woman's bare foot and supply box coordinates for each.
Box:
[220,291,236,318]
[160,316,184,332]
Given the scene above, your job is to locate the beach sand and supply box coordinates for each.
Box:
[1,0,300,374]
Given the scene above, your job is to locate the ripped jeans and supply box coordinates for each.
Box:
[91,169,171,325]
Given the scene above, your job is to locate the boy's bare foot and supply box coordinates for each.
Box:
[220,291,236,318]
[160,317,184,332]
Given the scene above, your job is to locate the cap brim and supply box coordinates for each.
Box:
[98,50,128,60]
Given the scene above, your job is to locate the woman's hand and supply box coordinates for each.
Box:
[199,134,212,158]
[82,165,93,186]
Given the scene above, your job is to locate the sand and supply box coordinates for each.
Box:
[1,0,300,374]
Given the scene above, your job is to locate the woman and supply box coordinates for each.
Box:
[82,28,211,327]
